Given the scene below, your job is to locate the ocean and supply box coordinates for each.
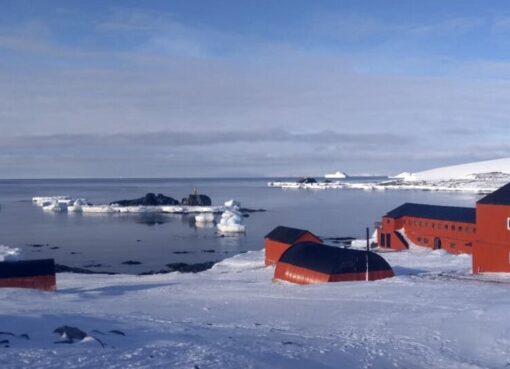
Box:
[0,178,481,274]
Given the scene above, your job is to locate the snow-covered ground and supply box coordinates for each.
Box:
[269,158,510,193]
[400,157,510,181]
[2,246,510,368]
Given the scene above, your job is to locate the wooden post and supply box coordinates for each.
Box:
[366,227,370,281]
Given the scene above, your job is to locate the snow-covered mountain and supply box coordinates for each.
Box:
[399,157,510,181]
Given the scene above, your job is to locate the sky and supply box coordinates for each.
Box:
[1,0,510,178]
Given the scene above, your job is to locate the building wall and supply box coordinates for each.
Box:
[473,204,510,273]
[378,216,476,254]
[0,275,56,291]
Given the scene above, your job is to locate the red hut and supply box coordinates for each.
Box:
[264,226,321,266]
[0,259,56,291]
[474,183,510,273]
[274,242,394,285]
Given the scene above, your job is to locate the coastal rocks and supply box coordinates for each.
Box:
[181,190,212,206]
[110,193,179,207]
[121,260,142,265]
[165,261,215,273]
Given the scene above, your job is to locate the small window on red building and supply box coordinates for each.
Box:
[445,224,448,230]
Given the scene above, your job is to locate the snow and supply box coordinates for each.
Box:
[269,158,510,193]
[2,247,510,368]
[402,157,510,181]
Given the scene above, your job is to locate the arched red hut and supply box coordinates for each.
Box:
[264,226,321,266]
[0,259,56,291]
[274,242,394,285]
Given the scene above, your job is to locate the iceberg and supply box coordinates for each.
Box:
[324,171,348,179]
[195,213,215,223]
[217,208,246,234]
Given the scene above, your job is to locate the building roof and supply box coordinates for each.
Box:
[385,203,476,224]
[278,242,392,274]
[477,182,510,205]
[264,226,317,244]
[0,259,55,279]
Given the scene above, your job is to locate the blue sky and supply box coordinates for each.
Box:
[1,0,510,177]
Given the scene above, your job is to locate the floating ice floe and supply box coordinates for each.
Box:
[195,213,215,223]
[217,208,246,234]
[224,199,241,209]
[32,196,72,207]
[0,245,21,262]
[43,200,68,212]
[34,196,226,214]
[68,198,91,212]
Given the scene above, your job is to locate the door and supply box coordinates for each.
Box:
[434,238,442,250]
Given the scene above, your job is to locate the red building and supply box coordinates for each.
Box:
[274,242,394,285]
[0,259,56,291]
[474,183,510,273]
[378,203,476,254]
[378,182,510,274]
[264,226,321,266]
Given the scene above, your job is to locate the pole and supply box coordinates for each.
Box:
[366,227,370,281]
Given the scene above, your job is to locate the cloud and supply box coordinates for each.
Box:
[0,6,509,178]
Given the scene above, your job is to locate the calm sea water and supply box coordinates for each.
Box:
[0,178,482,274]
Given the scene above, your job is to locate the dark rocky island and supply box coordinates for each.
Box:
[110,193,179,206]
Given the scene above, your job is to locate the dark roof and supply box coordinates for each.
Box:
[385,203,476,224]
[0,259,55,279]
[278,242,392,274]
[478,182,510,205]
[265,226,317,244]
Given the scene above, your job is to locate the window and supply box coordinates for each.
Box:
[458,226,463,232]
[445,224,448,230]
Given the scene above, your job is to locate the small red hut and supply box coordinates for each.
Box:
[264,226,321,266]
[0,259,56,291]
[274,242,394,285]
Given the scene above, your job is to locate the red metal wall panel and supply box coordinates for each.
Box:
[473,204,510,273]
[0,275,56,291]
